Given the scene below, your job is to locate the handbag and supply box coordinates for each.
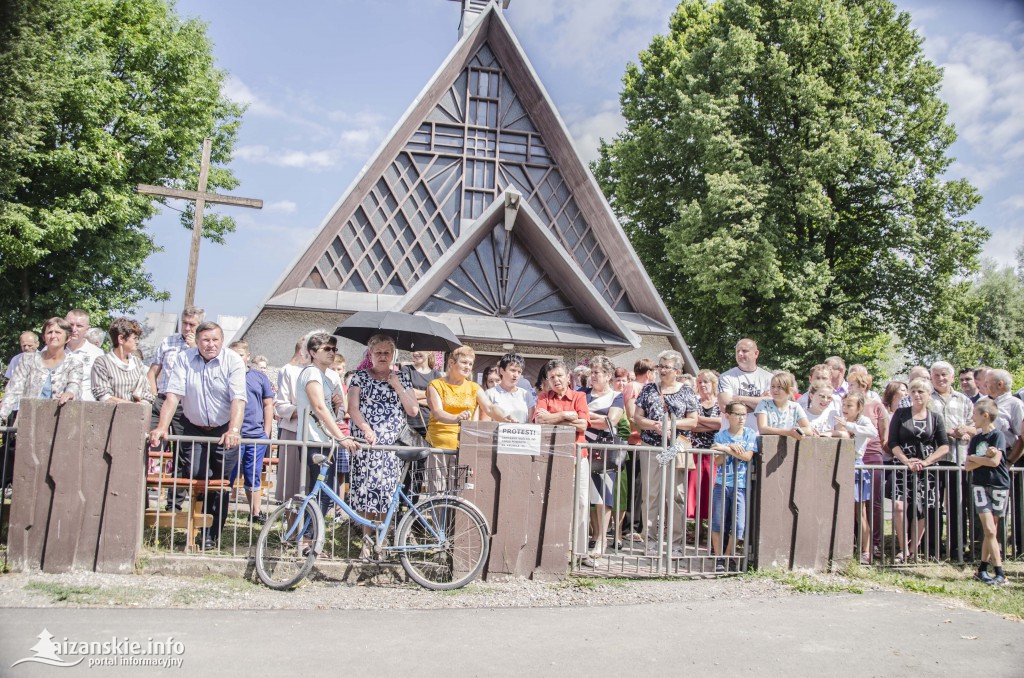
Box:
[587,415,627,473]
[659,389,696,471]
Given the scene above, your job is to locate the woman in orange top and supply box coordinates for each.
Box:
[426,346,508,451]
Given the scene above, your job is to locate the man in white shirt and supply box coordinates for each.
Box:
[825,356,849,397]
[928,360,974,559]
[718,338,772,430]
[3,331,39,383]
[273,337,310,502]
[986,369,1024,555]
[150,322,245,549]
[65,309,104,401]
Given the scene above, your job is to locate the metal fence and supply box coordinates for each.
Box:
[5,411,1021,573]
[852,463,1023,565]
[569,413,752,577]
[0,424,14,569]
[143,433,446,559]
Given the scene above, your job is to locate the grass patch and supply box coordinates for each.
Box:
[555,576,630,591]
[844,561,1024,620]
[24,581,149,606]
[748,568,864,594]
[25,581,101,604]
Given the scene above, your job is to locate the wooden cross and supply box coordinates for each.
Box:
[136,137,263,309]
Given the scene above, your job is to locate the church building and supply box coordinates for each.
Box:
[238,0,697,378]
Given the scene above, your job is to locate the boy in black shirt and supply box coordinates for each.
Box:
[965,399,1009,585]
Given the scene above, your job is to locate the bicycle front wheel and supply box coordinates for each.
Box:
[255,498,324,590]
[395,497,489,590]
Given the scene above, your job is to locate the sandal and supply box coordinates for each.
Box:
[893,552,905,564]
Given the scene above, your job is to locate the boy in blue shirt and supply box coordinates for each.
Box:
[711,401,759,572]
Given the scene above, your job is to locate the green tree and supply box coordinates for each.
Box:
[594,0,986,375]
[0,0,242,357]
[962,256,1024,381]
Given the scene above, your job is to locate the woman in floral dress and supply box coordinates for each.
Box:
[347,334,419,558]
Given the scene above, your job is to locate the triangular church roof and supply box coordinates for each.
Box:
[401,188,640,349]
[243,4,696,371]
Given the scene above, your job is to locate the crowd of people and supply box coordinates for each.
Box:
[2,313,1022,578]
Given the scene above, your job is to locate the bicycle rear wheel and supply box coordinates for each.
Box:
[395,497,489,590]
[255,498,324,590]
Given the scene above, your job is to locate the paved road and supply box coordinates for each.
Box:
[1,590,1020,676]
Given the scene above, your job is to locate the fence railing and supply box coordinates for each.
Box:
[569,412,752,577]
[0,424,14,569]
[852,463,1023,565]
[4,412,1021,574]
[144,434,450,559]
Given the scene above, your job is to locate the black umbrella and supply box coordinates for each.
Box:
[334,311,462,352]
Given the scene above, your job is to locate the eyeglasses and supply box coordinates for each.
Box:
[320,346,338,353]
[658,364,677,371]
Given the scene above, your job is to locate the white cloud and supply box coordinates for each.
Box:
[232,106,385,171]
[947,160,1007,192]
[265,200,298,214]
[235,145,338,170]
[223,75,285,118]
[567,104,626,164]
[511,0,677,80]
[940,31,1024,159]
[980,225,1023,270]
[1000,194,1024,210]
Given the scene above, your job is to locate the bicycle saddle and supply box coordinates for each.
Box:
[394,448,430,463]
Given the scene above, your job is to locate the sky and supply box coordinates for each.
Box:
[140,0,1024,322]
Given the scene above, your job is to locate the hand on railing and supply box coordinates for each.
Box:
[336,435,360,452]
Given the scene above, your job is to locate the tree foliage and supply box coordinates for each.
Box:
[594,0,986,375]
[960,253,1024,381]
[0,0,242,357]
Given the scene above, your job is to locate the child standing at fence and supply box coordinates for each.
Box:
[710,401,758,572]
[833,393,879,564]
[755,372,813,440]
[965,399,1009,585]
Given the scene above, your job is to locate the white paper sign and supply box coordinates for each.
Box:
[496,423,542,456]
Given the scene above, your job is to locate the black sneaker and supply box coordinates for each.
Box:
[728,559,739,572]
[715,559,726,573]
[251,513,267,525]
[974,570,995,585]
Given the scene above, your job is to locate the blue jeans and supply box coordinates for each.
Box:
[711,484,746,541]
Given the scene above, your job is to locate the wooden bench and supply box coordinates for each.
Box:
[144,475,231,552]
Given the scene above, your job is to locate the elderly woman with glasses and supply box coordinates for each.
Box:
[887,377,950,563]
[632,350,699,552]
[347,333,420,558]
[534,358,592,565]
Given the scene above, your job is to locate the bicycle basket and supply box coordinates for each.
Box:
[409,464,472,494]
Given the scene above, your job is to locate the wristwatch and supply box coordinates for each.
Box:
[230,426,240,433]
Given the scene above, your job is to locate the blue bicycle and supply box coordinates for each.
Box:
[254,444,489,591]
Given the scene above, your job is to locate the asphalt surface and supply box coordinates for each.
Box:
[1,589,1021,677]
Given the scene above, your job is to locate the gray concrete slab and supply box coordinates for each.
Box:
[1,590,1020,677]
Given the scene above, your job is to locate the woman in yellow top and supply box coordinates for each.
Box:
[426,346,508,451]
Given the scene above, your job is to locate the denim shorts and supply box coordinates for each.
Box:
[854,467,872,503]
[711,484,746,540]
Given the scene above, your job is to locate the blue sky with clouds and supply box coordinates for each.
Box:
[142,0,1024,321]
